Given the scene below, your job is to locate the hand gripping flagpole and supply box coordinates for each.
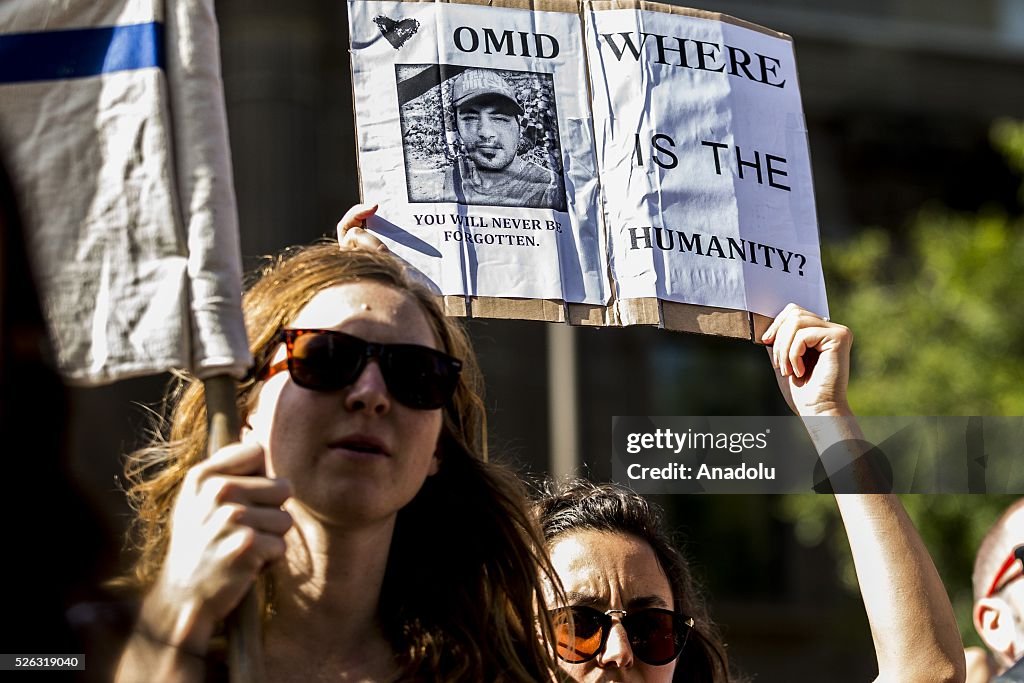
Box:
[167,0,266,678]
[204,376,265,683]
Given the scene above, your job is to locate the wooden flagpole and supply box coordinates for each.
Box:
[204,375,265,683]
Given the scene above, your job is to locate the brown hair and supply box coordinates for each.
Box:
[534,479,732,683]
[123,241,559,681]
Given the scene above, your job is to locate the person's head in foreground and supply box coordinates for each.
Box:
[452,68,524,173]
[123,242,557,680]
[974,498,1024,676]
[535,479,730,683]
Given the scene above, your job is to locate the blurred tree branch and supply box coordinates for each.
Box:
[779,118,1024,647]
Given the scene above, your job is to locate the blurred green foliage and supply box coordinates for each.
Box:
[779,119,1024,647]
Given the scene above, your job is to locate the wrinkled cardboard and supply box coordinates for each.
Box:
[351,0,810,340]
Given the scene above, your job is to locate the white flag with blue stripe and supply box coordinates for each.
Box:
[0,0,250,384]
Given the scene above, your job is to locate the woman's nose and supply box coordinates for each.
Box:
[343,360,391,415]
[597,622,634,669]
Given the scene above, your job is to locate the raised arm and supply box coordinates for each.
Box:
[763,304,965,683]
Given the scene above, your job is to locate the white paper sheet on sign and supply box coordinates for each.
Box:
[349,1,829,323]
[349,0,610,305]
[586,8,829,319]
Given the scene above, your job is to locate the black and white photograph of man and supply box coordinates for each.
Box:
[397,65,567,212]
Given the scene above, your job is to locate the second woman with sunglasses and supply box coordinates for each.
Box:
[534,307,967,683]
[114,205,560,681]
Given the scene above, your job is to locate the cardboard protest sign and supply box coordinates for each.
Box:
[0,0,251,384]
[348,0,828,339]
[350,0,609,324]
[587,1,828,330]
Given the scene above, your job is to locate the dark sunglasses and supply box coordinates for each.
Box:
[985,544,1024,598]
[257,328,462,410]
[549,606,694,666]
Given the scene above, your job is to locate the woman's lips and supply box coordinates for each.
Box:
[328,435,389,457]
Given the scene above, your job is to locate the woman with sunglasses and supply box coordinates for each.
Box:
[115,205,559,681]
[536,307,966,683]
[536,479,730,682]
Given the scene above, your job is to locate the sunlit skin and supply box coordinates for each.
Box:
[119,280,445,681]
[976,506,1024,670]
[250,282,445,679]
[246,282,442,527]
[547,530,677,683]
[456,98,521,179]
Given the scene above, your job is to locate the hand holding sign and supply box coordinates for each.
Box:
[762,303,852,418]
[337,202,389,252]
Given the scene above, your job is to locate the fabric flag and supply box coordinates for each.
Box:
[0,0,250,384]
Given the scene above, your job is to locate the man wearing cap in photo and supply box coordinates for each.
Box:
[444,68,561,209]
[969,499,1024,682]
